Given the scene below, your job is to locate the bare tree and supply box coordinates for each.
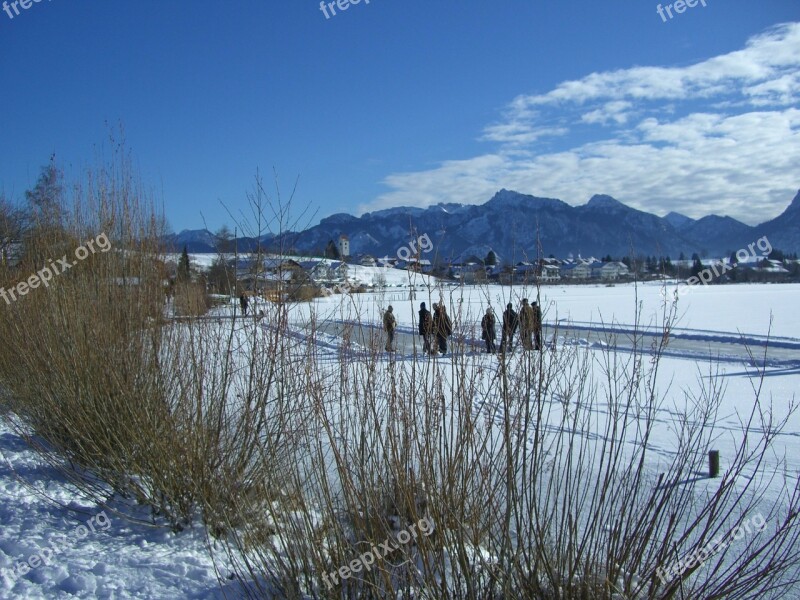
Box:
[0,193,27,268]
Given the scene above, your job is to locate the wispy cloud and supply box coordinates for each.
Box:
[361,23,800,224]
[581,101,634,126]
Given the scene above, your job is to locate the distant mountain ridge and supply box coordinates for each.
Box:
[164,189,800,260]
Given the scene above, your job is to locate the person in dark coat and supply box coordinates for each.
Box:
[500,302,518,353]
[239,293,249,316]
[432,303,452,355]
[418,302,433,354]
[383,305,396,352]
[481,307,497,354]
[532,300,543,350]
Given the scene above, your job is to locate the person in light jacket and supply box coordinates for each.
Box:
[519,298,535,351]
[432,303,452,355]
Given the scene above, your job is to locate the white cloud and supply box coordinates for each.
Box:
[581,101,634,125]
[361,23,800,224]
[481,122,567,145]
[521,23,800,108]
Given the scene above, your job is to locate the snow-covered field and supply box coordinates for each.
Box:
[1,278,798,598]
[321,271,800,336]
[545,280,800,338]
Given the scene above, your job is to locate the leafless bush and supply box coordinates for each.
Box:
[0,148,297,535]
[173,281,211,316]
[216,270,800,599]
[288,283,323,302]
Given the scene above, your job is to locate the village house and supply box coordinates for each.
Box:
[397,258,432,273]
[599,261,630,280]
[515,260,561,283]
[564,260,601,280]
[358,254,377,267]
[329,260,349,280]
[299,259,332,282]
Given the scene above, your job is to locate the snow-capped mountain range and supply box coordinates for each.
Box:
[164,189,800,261]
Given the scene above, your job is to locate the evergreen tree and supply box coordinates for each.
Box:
[691,253,703,277]
[325,239,340,260]
[724,252,738,282]
[177,245,192,282]
[768,248,784,261]
[485,250,497,266]
[207,256,234,295]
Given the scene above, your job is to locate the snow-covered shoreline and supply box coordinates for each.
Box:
[0,418,232,599]
[1,280,799,598]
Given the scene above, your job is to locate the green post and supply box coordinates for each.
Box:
[709,450,720,478]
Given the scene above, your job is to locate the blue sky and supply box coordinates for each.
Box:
[1,1,799,232]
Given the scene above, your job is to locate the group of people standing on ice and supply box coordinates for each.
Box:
[481,298,542,353]
[382,302,453,354]
[417,302,453,355]
[383,298,542,355]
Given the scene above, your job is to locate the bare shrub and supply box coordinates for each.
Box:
[288,283,322,302]
[173,281,211,316]
[216,272,800,599]
[0,146,243,532]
